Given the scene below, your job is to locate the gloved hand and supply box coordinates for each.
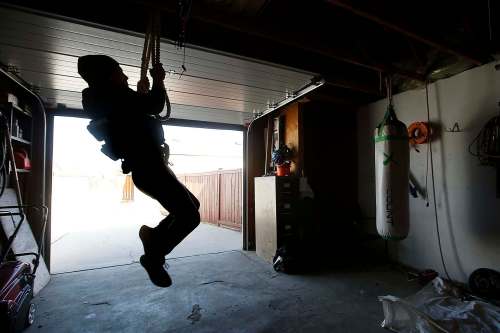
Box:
[137,77,150,94]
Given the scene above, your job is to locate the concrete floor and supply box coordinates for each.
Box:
[29,251,420,333]
[51,223,242,273]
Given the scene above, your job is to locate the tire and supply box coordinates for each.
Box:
[26,303,35,327]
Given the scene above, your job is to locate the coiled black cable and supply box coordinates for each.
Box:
[468,114,500,165]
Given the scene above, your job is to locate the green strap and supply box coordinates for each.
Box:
[374,135,408,143]
[376,104,398,136]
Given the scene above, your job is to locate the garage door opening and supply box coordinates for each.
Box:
[50,116,243,273]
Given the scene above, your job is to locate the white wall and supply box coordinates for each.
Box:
[357,62,500,283]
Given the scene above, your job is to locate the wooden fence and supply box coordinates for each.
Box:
[177,169,242,231]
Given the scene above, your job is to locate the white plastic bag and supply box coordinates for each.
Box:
[379,278,500,333]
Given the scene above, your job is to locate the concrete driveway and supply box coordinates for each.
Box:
[50,176,241,273]
[51,223,241,273]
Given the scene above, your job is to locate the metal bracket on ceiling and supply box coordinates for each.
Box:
[253,76,326,121]
[285,89,297,99]
[6,64,19,75]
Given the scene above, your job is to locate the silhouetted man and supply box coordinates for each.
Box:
[78,55,200,287]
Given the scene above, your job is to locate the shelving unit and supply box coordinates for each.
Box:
[0,66,49,291]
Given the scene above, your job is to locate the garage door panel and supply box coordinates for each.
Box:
[0,6,315,124]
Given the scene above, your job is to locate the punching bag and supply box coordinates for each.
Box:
[374,104,410,240]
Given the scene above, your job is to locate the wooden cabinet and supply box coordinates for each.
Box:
[254,176,300,262]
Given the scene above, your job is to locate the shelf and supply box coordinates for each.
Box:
[11,136,31,145]
[1,102,32,118]
[11,103,32,117]
[16,169,31,173]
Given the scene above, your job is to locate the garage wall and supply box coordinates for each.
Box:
[357,62,500,283]
[302,102,358,252]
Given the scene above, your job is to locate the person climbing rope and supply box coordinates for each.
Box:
[77,54,200,287]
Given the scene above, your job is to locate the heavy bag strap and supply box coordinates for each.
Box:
[375,76,408,138]
[376,104,399,136]
[375,103,409,142]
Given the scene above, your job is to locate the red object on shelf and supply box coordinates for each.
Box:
[276,164,291,176]
[13,149,31,170]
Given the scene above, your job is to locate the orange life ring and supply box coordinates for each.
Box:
[408,122,430,145]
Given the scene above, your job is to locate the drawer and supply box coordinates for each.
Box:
[279,221,294,234]
[276,178,298,194]
[278,200,293,211]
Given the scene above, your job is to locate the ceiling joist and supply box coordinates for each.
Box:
[327,0,486,66]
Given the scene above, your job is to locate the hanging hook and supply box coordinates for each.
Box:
[178,46,187,79]
[445,122,463,133]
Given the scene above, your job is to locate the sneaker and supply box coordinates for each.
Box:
[139,225,172,287]
[139,255,172,287]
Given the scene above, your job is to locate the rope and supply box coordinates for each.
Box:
[140,17,152,82]
[138,11,171,121]
[139,12,161,86]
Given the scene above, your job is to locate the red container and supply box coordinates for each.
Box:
[13,149,31,170]
[276,164,291,176]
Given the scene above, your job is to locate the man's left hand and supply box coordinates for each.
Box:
[150,63,166,83]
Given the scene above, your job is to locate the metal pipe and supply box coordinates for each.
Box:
[4,122,24,211]
[0,214,24,263]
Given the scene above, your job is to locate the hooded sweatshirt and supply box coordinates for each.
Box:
[81,83,167,159]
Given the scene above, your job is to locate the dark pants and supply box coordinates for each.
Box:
[128,149,200,257]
